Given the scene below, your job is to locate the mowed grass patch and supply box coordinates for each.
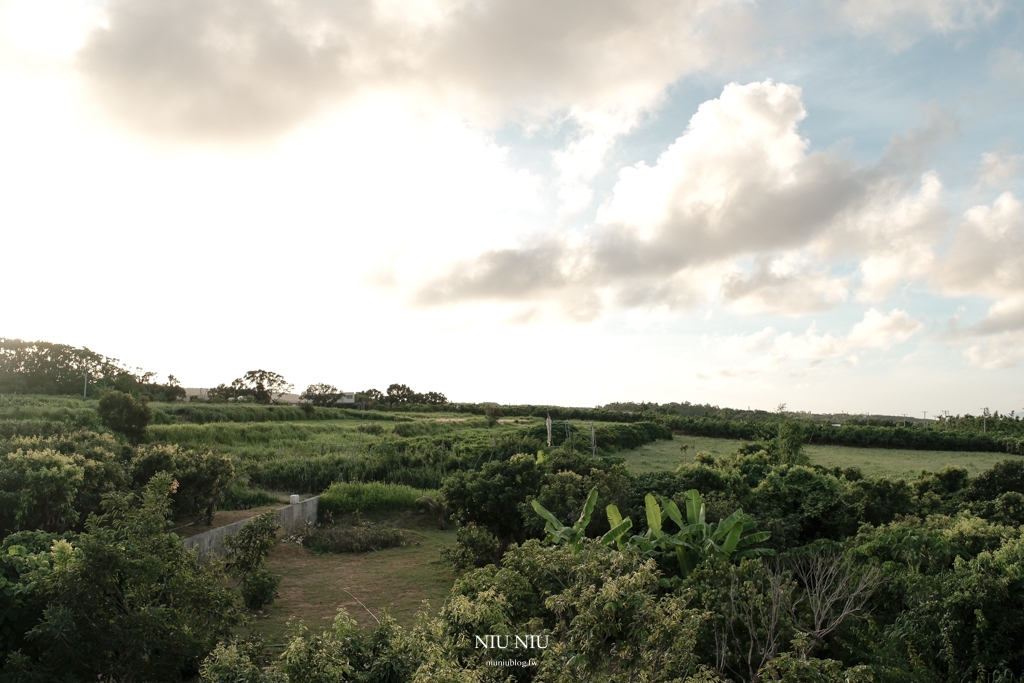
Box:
[257,512,456,641]
[617,434,1014,478]
[618,436,747,474]
[803,443,1014,479]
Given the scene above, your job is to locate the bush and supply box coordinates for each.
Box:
[240,568,282,610]
[303,522,406,553]
[98,390,152,443]
[318,481,438,518]
[221,482,279,511]
[440,523,502,570]
[356,423,384,435]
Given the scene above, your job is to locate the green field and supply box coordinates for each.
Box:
[619,435,1016,479]
[257,511,456,642]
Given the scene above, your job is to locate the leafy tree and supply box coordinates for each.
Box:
[130,445,234,524]
[10,474,241,682]
[384,383,416,406]
[441,453,545,545]
[0,449,84,534]
[212,370,292,404]
[300,383,345,407]
[420,391,448,405]
[98,389,152,443]
[224,511,282,610]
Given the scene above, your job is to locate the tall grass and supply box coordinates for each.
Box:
[318,481,439,517]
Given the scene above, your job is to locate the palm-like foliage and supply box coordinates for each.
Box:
[531,487,599,553]
[533,487,772,576]
[604,489,772,577]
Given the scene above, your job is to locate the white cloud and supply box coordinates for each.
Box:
[73,0,752,142]
[934,192,1024,299]
[416,80,948,319]
[977,150,1022,188]
[736,308,921,360]
[839,0,1003,49]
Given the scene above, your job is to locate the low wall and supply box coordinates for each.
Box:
[183,496,318,556]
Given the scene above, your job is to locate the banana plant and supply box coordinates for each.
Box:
[600,489,773,577]
[531,486,599,554]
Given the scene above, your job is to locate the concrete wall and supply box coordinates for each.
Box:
[183,496,318,556]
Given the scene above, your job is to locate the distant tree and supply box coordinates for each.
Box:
[421,391,449,405]
[357,388,384,405]
[385,383,417,406]
[211,370,292,404]
[97,390,152,443]
[301,383,345,407]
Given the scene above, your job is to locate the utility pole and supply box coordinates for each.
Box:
[922,411,927,421]
[82,367,88,399]
[546,414,552,448]
[982,407,990,434]
[590,422,597,458]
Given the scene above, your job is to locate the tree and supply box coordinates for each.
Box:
[385,383,416,406]
[301,383,344,407]
[212,370,293,404]
[13,474,241,682]
[0,449,84,534]
[98,390,152,443]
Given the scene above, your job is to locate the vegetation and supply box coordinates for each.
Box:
[6,342,1024,681]
[97,389,152,443]
[302,521,407,554]
[318,481,439,518]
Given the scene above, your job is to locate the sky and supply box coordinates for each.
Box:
[2,0,1024,416]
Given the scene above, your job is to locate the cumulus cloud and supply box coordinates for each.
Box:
[720,258,849,315]
[77,0,752,141]
[704,308,923,378]
[977,150,1022,188]
[934,192,1024,300]
[415,80,948,317]
[839,0,1003,49]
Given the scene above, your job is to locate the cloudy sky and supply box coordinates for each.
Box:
[2,0,1024,415]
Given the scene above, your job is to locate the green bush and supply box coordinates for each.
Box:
[303,522,406,553]
[221,483,279,511]
[98,390,152,443]
[318,481,438,518]
[240,568,281,610]
[440,523,501,570]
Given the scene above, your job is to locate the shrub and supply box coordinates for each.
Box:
[356,423,384,435]
[221,482,279,511]
[97,390,152,443]
[318,481,438,518]
[440,523,502,570]
[303,522,406,553]
[240,568,282,610]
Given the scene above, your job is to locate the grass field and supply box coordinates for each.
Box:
[256,511,456,642]
[618,435,1017,479]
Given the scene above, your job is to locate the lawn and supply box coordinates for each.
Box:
[255,511,457,643]
[617,435,1016,479]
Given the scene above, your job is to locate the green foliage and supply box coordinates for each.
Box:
[439,522,502,570]
[532,486,598,553]
[601,489,772,580]
[98,389,152,442]
[130,444,235,523]
[441,453,544,545]
[8,474,241,681]
[220,482,279,511]
[0,449,84,533]
[200,639,286,683]
[301,383,347,407]
[224,511,281,610]
[303,521,406,553]
[319,482,439,518]
[211,370,293,405]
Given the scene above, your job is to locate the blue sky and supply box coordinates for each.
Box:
[1,0,1023,415]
